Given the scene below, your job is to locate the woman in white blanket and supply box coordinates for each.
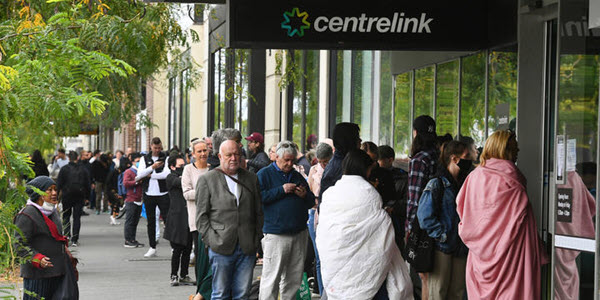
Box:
[317,149,414,300]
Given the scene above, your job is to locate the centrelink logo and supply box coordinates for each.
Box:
[281,8,311,37]
[281,9,434,37]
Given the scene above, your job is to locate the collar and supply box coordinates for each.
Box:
[26,199,55,217]
[272,162,292,181]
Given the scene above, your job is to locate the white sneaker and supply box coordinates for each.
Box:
[144,248,157,258]
[109,216,120,225]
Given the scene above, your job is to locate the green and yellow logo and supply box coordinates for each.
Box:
[281,8,310,37]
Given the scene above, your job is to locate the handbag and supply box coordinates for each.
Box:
[404,177,444,273]
[404,217,435,273]
[52,253,79,300]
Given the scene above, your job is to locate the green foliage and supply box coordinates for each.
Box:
[0,0,196,280]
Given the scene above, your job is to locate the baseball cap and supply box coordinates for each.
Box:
[245,132,264,144]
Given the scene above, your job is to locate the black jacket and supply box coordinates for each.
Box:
[91,160,109,183]
[247,151,270,174]
[14,206,69,279]
[57,162,91,202]
[207,155,220,171]
[32,161,49,178]
[164,172,190,246]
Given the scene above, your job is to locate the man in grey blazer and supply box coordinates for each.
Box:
[196,139,264,300]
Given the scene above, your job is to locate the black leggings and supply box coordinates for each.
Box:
[171,234,192,277]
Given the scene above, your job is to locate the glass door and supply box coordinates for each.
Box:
[553,1,599,299]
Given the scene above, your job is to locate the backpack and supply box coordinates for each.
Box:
[117,172,127,197]
[63,164,88,198]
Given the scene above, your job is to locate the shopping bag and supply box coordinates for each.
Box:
[296,272,311,300]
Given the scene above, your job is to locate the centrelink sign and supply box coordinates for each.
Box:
[228,0,489,50]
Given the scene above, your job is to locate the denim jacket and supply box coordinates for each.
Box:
[417,176,466,255]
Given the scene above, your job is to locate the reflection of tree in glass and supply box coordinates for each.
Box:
[380,52,393,146]
[558,54,599,164]
[488,51,518,136]
[436,60,459,137]
[394,72,412,158]
[414,66,434,118]
[461,52,486,147]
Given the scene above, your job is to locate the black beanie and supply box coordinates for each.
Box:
[26,176,56,201]
[413,115,436,135]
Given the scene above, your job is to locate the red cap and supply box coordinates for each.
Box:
[245,132,264,144]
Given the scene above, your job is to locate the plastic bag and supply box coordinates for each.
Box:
[296,272,311,300]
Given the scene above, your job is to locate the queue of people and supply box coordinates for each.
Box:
[14,118,549,300]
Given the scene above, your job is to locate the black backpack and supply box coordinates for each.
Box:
[62,164,89,198]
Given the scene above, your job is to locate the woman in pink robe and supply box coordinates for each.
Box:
[456,130,547,300]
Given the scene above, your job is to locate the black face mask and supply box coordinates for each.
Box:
[457,159,473,172]
[173,167,184,176]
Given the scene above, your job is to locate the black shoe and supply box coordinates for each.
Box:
[124,240,137,248]
[133,240,145,248]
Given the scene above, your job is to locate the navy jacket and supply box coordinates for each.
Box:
[257,163,315,234]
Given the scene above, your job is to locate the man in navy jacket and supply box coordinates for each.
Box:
[257,140,315,300]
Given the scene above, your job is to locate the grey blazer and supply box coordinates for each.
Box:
[196,167,264,256]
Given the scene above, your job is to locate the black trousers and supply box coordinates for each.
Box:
[124,202,142,242]
[62,198,83,243]
[144,194,170,248]
[171,234,192,277]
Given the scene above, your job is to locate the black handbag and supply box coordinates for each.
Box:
[404,217,435,273]
[404,177,444,273]
[52,254,79,300]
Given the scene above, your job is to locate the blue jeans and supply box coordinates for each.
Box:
[208,244,256,300]
[308,209,323,294]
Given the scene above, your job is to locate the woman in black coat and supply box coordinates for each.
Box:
[164,155,194,286]
[30,150,49,178]
[14,176,78,300]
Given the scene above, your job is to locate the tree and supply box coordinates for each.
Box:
[0,0,197,279]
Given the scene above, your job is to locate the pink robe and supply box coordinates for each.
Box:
[555,171,596,300]
[456,158,546,300]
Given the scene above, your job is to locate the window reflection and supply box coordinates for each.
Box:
[394,72,412,158]
[414,66,435,118]
[436,60,459,136]
[488,50,518,135]
[461,53,486,147]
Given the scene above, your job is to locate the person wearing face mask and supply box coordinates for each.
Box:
[164,155,195,287]
[416,141,470,300]
[14,176,78,300]
[456,130,548,299]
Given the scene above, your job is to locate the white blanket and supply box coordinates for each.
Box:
[317,175,414,300]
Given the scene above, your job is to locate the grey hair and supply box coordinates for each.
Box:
[315,142,333,160]
[276,140,297,158]
[211,128,241,155]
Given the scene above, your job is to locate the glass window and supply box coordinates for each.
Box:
[414,66,435,119]
[394,72,413,158]
[461,52,487,147]
[436,60,459,137]
[379,51,393,146]
[291,50,320,152]
[168,77,178,148]
[488,50,518,135]
[336,50,352,123]
[180,69,190,149]
[353,51,373,142]
[233,50,249,138]
[305,50,319,151]
[214,49,226,131]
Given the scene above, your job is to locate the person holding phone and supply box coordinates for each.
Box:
[257,140,316,300]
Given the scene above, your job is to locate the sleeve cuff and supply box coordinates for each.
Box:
[31,253,46,269]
